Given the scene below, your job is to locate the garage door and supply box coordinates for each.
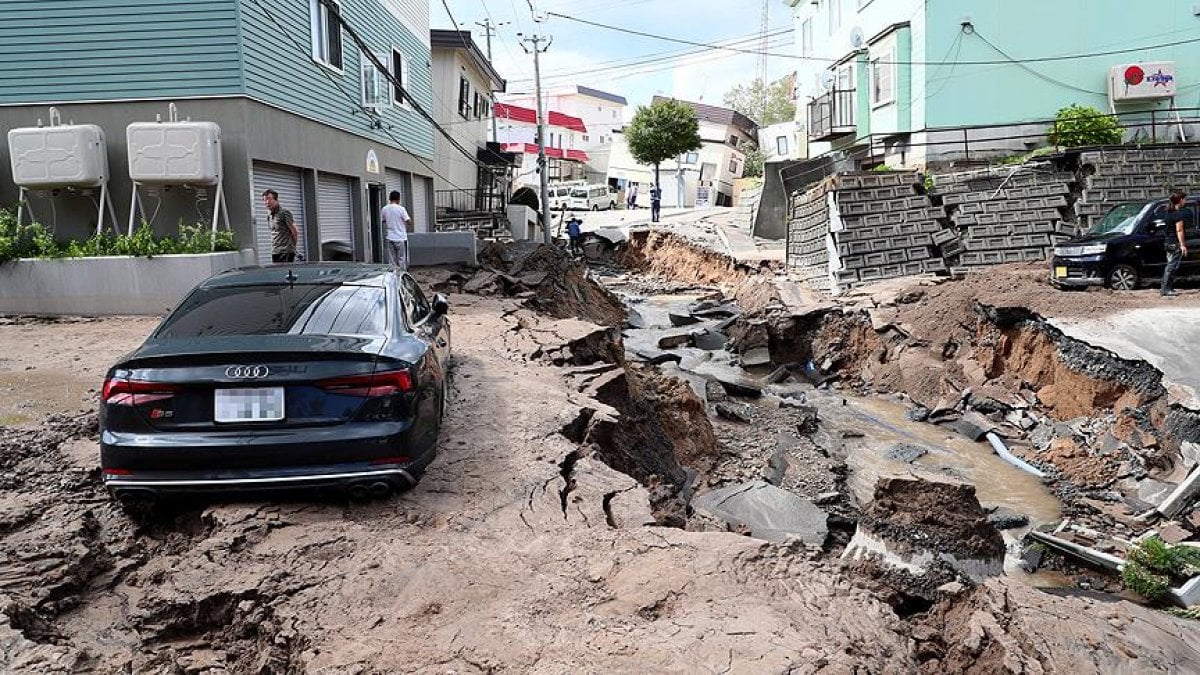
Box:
[385,169,408,229]
[411,175,432,233]
[252,162,308,264]
[318,174,355,260]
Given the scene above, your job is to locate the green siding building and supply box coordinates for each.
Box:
[0,0,439,263]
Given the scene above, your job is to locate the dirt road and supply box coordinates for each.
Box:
[2,255,1199,673]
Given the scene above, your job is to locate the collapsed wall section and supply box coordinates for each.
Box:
[832,172,947,285]
[786,180,835,293]
[1077,146,1200,230]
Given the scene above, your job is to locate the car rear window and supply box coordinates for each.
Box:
[156,284,388,339]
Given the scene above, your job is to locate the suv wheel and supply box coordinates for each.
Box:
[1108,264,1139,291]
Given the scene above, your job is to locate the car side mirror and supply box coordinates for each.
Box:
[431,294,450,316]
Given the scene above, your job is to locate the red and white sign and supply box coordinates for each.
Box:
[1110,62,1177,101]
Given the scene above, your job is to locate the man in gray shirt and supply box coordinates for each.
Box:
[263,189,298,263]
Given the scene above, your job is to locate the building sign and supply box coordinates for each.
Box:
[696,185,712,208]
[1110,62,1177,101]
[366,149,380,174]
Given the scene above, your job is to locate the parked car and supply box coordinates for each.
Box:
[1050,195,1200,290]
[100,264,451,508]
[568,184,617,211]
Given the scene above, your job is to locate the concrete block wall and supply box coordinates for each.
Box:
[433,213,514,241]
[785,179,834,293]
[1077,147,1200,230]
[933,165,1077,271]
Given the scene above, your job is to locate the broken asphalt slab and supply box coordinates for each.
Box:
[691,481,828,545]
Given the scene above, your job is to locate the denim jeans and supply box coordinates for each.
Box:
[1163,243,1182,293]
[387,239,408,270]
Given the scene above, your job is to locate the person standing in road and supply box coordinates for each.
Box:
[382,191,412,271]
[650,183,662,223]
[263,189,298,264]
[1160,190,1193,297]
[627,183,639,210]
[566,213,583,256]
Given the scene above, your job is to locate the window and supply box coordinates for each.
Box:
[729,159,740,174]
[401,276,431,327]
[157,285,388,339]
[729,136,740,148]
[583,135,590,142]
[473,91,486,119]
[871,54,894,106]
[776,136,789,156]
[800,19,813,57]
[391,48,410,106]
[829,0,841,34]
[310,0,343,69]
[458,76,471,119]
[684,151,699,164]
[361,51,389,110]
[837,63,853,91]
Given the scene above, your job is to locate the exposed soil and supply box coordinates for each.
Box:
[2,245,1199,672]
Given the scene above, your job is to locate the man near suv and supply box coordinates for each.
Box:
[1160,190,1193,297]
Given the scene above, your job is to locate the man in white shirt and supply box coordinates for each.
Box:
[381,191,412,270]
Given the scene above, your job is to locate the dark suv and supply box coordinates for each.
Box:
[1051,196,1200,290]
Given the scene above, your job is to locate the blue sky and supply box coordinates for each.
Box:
[433,0,796,117]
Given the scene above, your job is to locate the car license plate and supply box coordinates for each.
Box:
[1054,266,1068,279]
[215,388,285,423]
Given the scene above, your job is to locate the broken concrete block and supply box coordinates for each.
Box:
[1183,441,1200,470]
[1156,464,1200,518]
[634,350,683,366]
[705,380,728,403]
[715,402,753,424]
[766,365,795,384]
[813,491,840,506]
[691,481,828,545]
[658,334,692,350]
[886,443,929,464]
[1159,522,1193,545]
[718,378,762,399]
[942,415,991,442]
[764,448,790,486]
[742,347,772,367]
[668,312,701,327]
[627,308,648,329]
[691,329,728,351]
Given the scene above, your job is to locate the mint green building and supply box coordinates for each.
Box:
[789,0,1200,166]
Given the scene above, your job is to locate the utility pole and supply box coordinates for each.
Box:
[758,0,769,121]
[519,32,553,244]
[475,18,508,143]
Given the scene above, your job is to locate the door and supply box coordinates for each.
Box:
[318,174,354,261]
[399,274,444,453]
[1140,204,1170,280]
[368,184,386,264]
[252,162,308,264]
[385,169,408,226]
[411,175,432,233]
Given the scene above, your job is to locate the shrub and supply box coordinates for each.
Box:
[1048,104,1123,147]
[1121,536,1200,602]
[0,208,237,263]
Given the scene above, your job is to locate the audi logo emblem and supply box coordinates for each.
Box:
[225,365,270,379]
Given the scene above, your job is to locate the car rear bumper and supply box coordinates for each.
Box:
[100,421,433,494]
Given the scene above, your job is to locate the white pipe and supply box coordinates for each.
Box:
[986,432,1046,479]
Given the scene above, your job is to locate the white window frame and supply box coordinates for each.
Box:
[391,47,411,108]
[870,53,895,108]
[310,0,343,71]
[829,0,841,35]
[685,151,699,164]
[361,50,390,110]
[800,18,813,57]
[776,136,789,156]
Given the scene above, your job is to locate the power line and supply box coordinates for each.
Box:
[973,30,1107,96]
[545,12,1200,67]
[249,0,468,189]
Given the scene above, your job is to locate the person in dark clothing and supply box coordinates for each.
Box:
[263,189,298,264]
[566,214,583,255]
[1160,190,1193,297]
[650,184,662,223]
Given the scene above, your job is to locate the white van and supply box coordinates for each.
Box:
[568,184,616,211]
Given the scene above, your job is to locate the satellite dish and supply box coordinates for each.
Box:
[849,27,865,49]
[819,71,835,91]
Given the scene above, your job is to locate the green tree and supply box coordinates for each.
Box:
[1048,104,1123,147]
[625,99,703,188]
[723,77,796,127]
[741,142,765,178]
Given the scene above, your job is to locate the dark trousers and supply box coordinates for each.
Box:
[651,201,661,222]
[272,251,296,264]
[1163,244,1183,293]
[568,235,580,254]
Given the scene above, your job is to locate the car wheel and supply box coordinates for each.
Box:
[1108,265,1139,291]
[591,205,599,211]
[609,202,616,210]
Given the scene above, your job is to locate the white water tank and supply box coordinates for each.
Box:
[8,124,109,189]
[126,120,222,185]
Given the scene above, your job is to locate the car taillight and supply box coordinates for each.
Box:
[317,369,414,397]
[102,378,179,406]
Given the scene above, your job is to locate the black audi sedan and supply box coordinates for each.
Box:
[100,264,450,506]
[1051,195,1200,290]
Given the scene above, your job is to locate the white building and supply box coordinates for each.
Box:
[429,30,509,212]
[494,102,591,184]
[608,97,758,208]
[759,120,807,162]
[502,85,626,177]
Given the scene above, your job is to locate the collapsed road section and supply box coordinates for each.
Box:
[1,242,1199,672]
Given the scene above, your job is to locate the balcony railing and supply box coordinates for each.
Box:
[808,89,856,142]
[435,188,505,214]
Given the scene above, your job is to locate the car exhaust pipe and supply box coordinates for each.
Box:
[114,488,157,510]
[368,481,393,499]
[395,469,417,489]
[347,482,370,500]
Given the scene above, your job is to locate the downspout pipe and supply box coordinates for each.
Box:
[986,432,1046,479]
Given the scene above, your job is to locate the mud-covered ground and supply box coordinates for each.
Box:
[3,246,1200,673]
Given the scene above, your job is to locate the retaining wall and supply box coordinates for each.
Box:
[0,249,255,316]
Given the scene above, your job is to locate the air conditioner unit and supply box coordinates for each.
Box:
[1110,62,1177,101]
